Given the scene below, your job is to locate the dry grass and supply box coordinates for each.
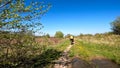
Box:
[35,37,64,46]
[78,34,120,46]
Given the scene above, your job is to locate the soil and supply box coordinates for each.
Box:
[71,57,120,68]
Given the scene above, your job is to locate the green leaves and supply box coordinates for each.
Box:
[24,6,31,12]
[55,31,64,38]
[0,0,51,33]
[111,17,120,35]
[0,0,51,67]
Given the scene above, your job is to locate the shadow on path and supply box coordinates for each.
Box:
[71,57,93,68]
[30,49,62,68]
[91,58,120,68]
[0,49,62,68]
[71,57,120,68]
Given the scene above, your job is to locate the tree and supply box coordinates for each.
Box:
[54,31,64,38]
[0,0,51,67]
[42,33,50,38]
[0,0,51,33]
[46,33,50,38]
[65,34,71,38]
[111,17,120,35]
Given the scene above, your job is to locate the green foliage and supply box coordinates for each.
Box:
[31,49,61,68]
[54,40,70,51]
[0,0,51,33]
[79,33,84,36]
[54,31,64,38]
[104,32,114,35]
[0,33,45,67]
[46,33,50,38]
[65,34,72,38]
[0,0,52,67]
[111,17,120,35]
[43,33,50,38]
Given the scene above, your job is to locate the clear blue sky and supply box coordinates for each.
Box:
[36,0,120,36]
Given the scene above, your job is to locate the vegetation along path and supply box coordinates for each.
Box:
[53,39,120,68]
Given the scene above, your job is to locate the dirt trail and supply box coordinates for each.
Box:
[53,45,73,68]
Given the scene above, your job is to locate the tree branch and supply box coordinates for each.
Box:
[0,1,11,8]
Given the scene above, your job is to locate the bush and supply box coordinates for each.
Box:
[54,31,64,38]
[45,34,50,38]
[111,17,120,35]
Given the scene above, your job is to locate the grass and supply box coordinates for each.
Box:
[50,35,120,65]
[53,39,70,51]
[69,39,120,64]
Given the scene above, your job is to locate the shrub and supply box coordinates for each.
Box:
[111,17,120,35]
[54,31,64,38]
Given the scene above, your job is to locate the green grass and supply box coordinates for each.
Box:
[69,40,120,64]
[53,39,70,51]
[50,38,120,65]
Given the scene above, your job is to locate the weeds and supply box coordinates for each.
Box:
[69,39,120,64]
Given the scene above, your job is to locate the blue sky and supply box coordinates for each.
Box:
[36,0,120,36]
